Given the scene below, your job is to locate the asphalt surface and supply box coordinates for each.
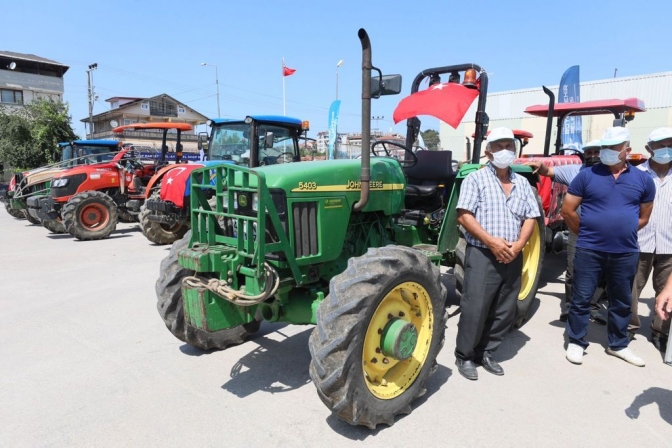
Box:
[1,207,670,447]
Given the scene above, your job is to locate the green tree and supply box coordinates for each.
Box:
[0,98,78,171]
[420,129,440,151]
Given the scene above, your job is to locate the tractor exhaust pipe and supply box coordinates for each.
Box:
[353,28,371,212]
[542,86,555,157]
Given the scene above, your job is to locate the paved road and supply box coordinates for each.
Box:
[1,207,670,447]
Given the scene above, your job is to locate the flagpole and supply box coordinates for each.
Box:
[282,58,286,116]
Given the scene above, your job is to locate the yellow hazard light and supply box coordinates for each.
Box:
[463,69,478,89]
[302,121,310,130]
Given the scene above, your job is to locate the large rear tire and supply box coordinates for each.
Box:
[5,201,25,219]
[155,231,261,350]
[139,191,189,245]
[25,209,41,225]
[62,191,118,241]
[309,246,447,428]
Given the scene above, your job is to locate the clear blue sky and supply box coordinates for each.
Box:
[2,0,670,138]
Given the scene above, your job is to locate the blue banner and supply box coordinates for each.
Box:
[559,65,582,151]
[327,100,341,160]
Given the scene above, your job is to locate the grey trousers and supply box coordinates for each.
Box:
[455,245,522,361]
[630,252,672,336]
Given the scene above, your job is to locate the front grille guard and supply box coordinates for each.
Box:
[189,164,305,285]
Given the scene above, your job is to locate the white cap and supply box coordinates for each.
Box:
[600,127,630,146]
[647,127,672,143]
[486,127,515,145]
[583,140,602,150]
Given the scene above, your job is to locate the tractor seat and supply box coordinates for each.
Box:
[403,150,454,198]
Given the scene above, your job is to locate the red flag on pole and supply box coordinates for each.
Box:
[282,63,296,77]
[392,82,479,129]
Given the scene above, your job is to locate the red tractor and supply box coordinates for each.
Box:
[38,123,194,240]
[522,93,646,252]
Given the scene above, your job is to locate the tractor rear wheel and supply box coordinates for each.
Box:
[62,191,118,241]
[309,245,447,429]
[155,231,261,350]
[42,218,66,234]
[454,193,545,328]
[139,191,188,245]
[514,200,545,327]
[5,201,25,219]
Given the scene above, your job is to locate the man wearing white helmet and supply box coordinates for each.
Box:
[526,141,606,323]
[454,127,541,380]
[562,127,655,367]
[630,127,672,352]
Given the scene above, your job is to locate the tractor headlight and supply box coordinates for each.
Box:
[52,178,69,188]
[251,193,258,211]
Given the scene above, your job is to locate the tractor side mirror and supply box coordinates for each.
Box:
[197,132,209,151]
[371,74,402,98]
[264,132,274,149]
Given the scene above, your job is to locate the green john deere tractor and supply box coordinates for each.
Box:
[156,28,544,428]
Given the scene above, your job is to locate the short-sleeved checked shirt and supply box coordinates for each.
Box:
[457,163,541,248]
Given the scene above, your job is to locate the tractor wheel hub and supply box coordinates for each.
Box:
[380,318,418,361]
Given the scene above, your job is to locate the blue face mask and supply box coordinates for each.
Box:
[651,147,672,164]
[599,149,622,166]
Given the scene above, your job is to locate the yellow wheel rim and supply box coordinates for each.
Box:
[362,281,433,399]
[519,220,541,300]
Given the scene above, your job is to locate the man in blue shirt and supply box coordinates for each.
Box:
[561,127,655,366]
[455,127,541,380]
[527,141,607,324]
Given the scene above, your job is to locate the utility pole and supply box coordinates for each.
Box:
[87,63,98,139]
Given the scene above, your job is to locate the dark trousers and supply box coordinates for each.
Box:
[563,240,607,317]
[630,253,672,336]
[567,248,638,350]
[455,245,522,361]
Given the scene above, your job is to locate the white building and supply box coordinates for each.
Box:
[440,71,672,161]
[0,51,68,108]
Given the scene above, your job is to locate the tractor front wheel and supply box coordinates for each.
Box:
[5,201,25,219]
[139,191,188,245]
[62,191,118,241]
[25,210,41,225]
[309,245,447,428]
[155,231,261,350]
[42,218,66,234]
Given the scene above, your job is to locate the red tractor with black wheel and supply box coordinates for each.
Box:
[522,92,646,252]
[38,123,194,240]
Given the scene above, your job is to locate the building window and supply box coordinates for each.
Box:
[141,101,149,110]
[178,106,185,114]
[124,119,132,125]
[111,101,119,109]
[1,89,23,105]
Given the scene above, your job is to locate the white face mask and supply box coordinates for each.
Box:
[599,149,622,166]
[490,149,515,169]
[651,147,672,164]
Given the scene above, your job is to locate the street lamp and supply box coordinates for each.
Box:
[86,63,98,139]
[336,59,344,100]
[201,62,221,117]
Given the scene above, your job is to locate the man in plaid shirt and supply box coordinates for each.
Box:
[454,127,541,380]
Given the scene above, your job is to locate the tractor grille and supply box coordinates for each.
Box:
[292,202,318,258]
[51,174,87,198]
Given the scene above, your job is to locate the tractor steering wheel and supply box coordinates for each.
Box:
[275,152,295,164]
[371,140,418,167]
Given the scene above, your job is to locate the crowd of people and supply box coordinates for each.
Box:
[453,126,671,380]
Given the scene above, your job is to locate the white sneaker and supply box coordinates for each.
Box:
[566,343,584,364]
[606,347,645,367]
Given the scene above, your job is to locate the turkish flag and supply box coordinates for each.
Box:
[283,64,296,77]
[393,83,479,129]
[159,164,204,208]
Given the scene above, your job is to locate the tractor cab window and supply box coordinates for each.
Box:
[209,124,251,163]
[257,125,299,165]
[61,144,73,163]
[74,145,118,164]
